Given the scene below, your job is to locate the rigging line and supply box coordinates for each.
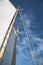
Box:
[22,22,36,65]
[18,17,29,57]
[22,20,41,65]
[19,12,36,65]
[22,19,41,65]
[19,12,41,65]
[25,25,41,65]
[23,20,41,65]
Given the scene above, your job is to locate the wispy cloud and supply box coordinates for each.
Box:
[16,9,43,64]
[19,9,43,50]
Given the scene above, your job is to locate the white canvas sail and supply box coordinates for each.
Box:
[0,0,16,49]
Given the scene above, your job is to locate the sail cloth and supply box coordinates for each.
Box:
[0,0,16,50]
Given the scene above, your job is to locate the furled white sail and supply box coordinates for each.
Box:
[0,0,16,49]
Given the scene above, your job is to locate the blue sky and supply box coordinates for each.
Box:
[10,0,43,65]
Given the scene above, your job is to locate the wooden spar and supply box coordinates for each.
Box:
[0,9,19,63]
[11,29,18,65]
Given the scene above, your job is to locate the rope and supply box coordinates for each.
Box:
[19,11,41,65]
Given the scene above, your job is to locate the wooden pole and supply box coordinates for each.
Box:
[0,9,19,63]
[11,30,18,65]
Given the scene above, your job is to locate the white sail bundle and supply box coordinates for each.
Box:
[0,0,16,49]
[0,0,19,62]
